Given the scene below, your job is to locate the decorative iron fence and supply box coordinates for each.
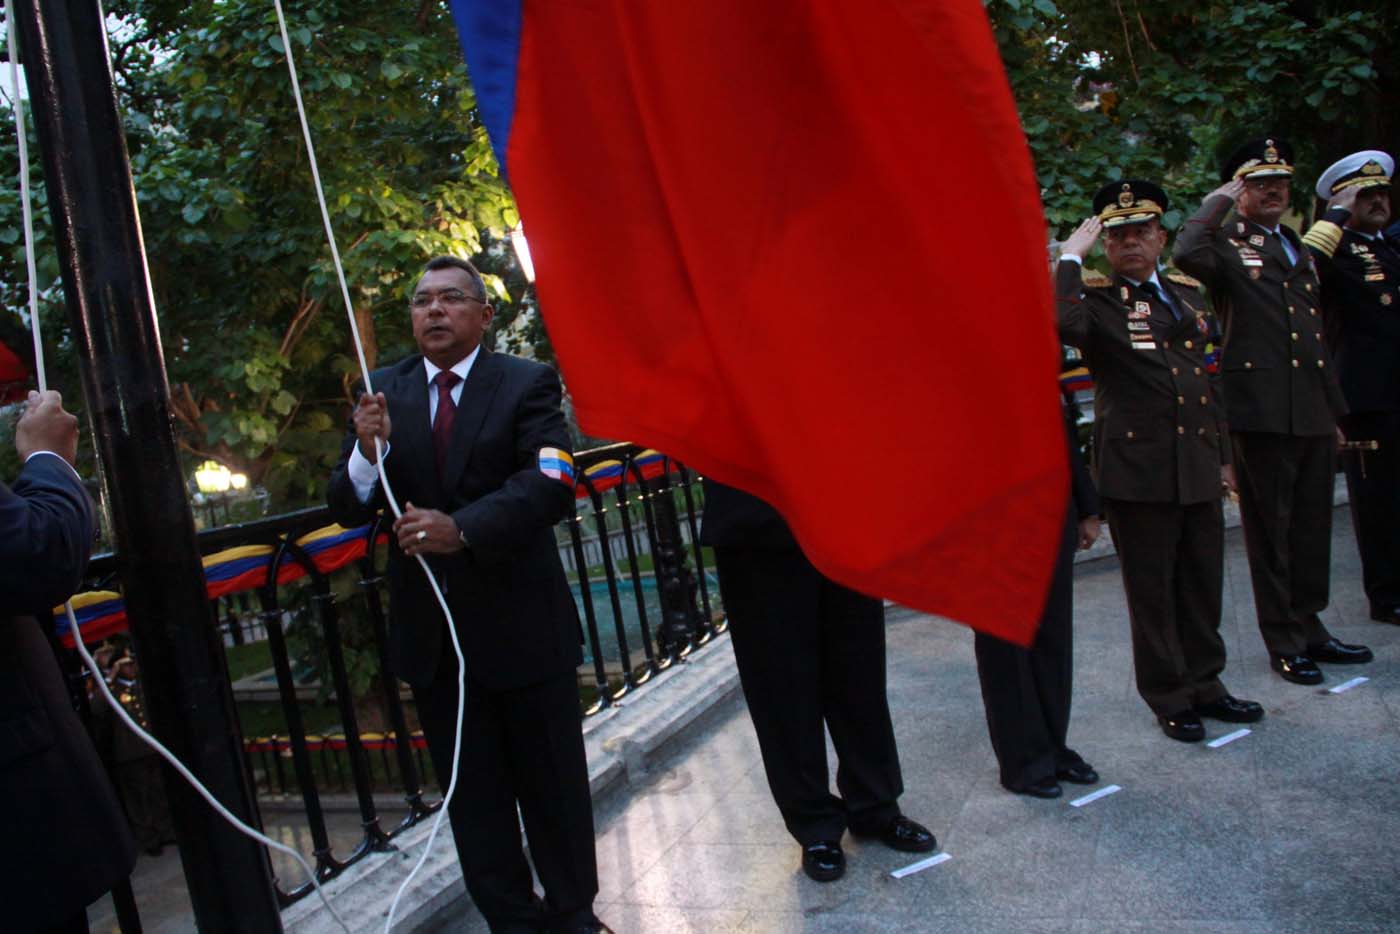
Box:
[63,443,724,922]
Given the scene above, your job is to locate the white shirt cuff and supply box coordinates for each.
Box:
[347,440,389,504]
[1059,253,1084,265]
[24,450,83,483]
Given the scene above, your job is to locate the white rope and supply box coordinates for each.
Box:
[269,4,470,931]
[4,4,351,930]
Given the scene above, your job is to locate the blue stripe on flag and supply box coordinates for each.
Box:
[449,0,523,175]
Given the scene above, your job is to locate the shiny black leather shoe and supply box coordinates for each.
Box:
[1056,762,1099,785]
[1008,775,1063,799]
[1196,695,1264,723]
[1158,711,1205,742]
[852,815,937,853]
[801,840,845,882]
[1307,638,1373,665]
[1371,607,1400,625]
[1270,654,1323,685]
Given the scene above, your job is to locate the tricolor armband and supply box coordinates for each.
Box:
[538,447,576,487]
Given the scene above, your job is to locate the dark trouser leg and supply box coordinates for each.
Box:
[1105,498,1194,715]
[1341,412,1400,615]
[1174,499,1228,706]
[503,672,599,931]
[973,504,1076,787]
[412,657,542,934]
[715,546,845,845]
[819,577,903,832]
[1233,432,1326,655]
[37,911,89,934]
[1291,434,1336,647]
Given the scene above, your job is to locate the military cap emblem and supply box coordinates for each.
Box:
[1264,140,1279,163]
[1222,135,1295,182]
[1118,183,1135,207]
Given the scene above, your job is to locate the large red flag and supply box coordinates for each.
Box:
[451,1,1065,644]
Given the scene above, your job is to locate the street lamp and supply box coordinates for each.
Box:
[194,460,231,496]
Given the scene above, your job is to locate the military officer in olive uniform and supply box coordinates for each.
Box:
[1302,151,1400,626]
[1173,137,1372,684]
[1057,180,1262,742]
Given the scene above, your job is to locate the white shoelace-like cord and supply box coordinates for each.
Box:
[269,4,470,931]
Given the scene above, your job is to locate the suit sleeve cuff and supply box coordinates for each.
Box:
[24,450,82,483]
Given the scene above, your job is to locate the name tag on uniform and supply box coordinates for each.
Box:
[1241,257,1263,267]
[1366,272,1386,282]
[1127,321,1150,332]
[1132,342,1158,350]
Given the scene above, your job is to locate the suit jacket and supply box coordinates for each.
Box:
[0,454,136,928]
[697,479,799,550]
[1303,209,1400,414]
[1173,195,1346,436]
[1056,260,1231,504]
[327,350,581,691]
[1064,407,1100,521]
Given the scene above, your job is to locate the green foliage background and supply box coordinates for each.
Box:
[0,0,1395,505]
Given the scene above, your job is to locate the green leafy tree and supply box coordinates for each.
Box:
[0,0,536,506]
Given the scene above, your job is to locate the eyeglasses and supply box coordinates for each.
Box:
[410,288,484,309]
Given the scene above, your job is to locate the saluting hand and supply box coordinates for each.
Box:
[1206,178,1245,204]
[1326,185,1360,214]
[1060,217,1103,260]
[353,392,392,463]
[394,502,466,556]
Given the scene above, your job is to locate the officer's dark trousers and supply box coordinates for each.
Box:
[714,545,903,846]
[1340,411,1400,618]
[413,654,598,934]
[1103,497,1228,715]
[1231,431,1335,654]
[974,502,1085,789]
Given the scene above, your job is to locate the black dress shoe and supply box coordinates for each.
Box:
[1158,711,1205,742]
[1307,638,1373,664]
[1371,607,1400,625]
[1056,762,1099,785]
[801,840,845,882]
[1007,775,1063,799]
[852,815,937,853]
[1195,695,1264,723]
[1270,654,1323,685]
[552,922,615,934]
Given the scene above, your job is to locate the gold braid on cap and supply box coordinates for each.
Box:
[1330,160,1391,194]
[1098,198,1163,226]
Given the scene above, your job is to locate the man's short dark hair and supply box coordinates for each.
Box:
[421,255,487,302]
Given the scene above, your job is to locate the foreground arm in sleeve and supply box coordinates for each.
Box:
[2,454,95,614]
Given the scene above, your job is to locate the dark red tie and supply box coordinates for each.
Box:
[431,370,462,476]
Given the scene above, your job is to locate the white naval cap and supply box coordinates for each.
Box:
[1315,150,1394,199]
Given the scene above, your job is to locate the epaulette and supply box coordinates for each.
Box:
[1082,270,1112,288]
[1164,269,1203,290]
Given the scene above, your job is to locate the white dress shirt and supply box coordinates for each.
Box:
[347,347,481,503]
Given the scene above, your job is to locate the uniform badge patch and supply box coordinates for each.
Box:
[1249,234,1265,247]
[538,447,576,486]
[1134,301,1151,315]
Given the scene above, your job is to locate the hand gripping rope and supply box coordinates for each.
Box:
[3,2,352,930]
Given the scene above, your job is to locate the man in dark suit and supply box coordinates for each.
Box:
[1057,179,1262,742]
[327,257,605,934]
[1302,150,1400,626]
[700,482,935,883]
[2,389,136,932]
[974,402,1101,795]
[1173,137,1372,684]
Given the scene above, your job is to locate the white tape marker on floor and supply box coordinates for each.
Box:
[1069,784,1122,807]
[1329,676,1369,694]
[1206,728,1251,748]
[890,852,951,879]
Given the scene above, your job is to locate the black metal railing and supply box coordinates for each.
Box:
[65,443,724,923]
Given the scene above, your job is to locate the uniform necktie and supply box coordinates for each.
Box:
[431,370,462,476]
[1142,279,1180,320]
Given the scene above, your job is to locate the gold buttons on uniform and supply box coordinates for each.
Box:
[1288,306,1295,314]
[1305,283,1312,291]
[1171,367,1180,375]
[1184,340,1194,349]
[1177,395,1185,404]
[1292,359,1300,368]
[1317,360,1325,368]
[1198,427,1207,436]
[1200,396,1208,405]
[1163,341,1171,349]
[1126,431,1135,439]
[1291,332,1298,341]
[1245,361,1254,369]
[1194,367,1202,375]
[1177,426,1185,435]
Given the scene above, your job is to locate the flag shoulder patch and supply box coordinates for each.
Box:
[538,447,575,485]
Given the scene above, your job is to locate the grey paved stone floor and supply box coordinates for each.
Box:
[96,506,1400,932]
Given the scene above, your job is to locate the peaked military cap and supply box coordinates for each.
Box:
[1221,136,1295,182]
[1092,179,1169,228]
[1314,150,1393,199]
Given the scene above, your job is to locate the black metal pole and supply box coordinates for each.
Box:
[10,2,283,930]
